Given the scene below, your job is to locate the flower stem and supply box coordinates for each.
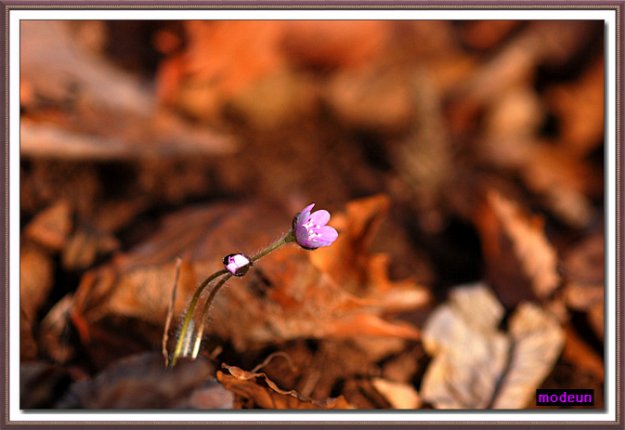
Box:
[169,231,295,367]
[190,273,232,359]
[251,231,294,262]
[170,268,228,367]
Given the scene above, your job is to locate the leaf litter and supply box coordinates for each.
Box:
[19,20,604,410]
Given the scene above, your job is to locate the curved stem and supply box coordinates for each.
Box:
[191,273,232,359]
[169,231,295,367]
[170,268,228,367]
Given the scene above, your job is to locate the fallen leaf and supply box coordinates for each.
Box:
[459,21,524,51]
[24,200,73,250]
[40,295,77,364]
[547,58,604,156]
[421,283,564,409]
[20,243,54,322]
[217,363,353,409]
[161,21,286,121]
[56,352,228,409]
[21,362,74,409]
[562,232,604,312]
[561,324,604,381]
[372,378,421,409]
[281,21,386,70]
[476,191,560,307]
[520,145,598,227]
[341,378,391,409]
[72,198,428,357]
[326,64,413,133]
[62,226,119,271]
[21,21,236,161]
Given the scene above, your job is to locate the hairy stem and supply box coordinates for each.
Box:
[170,269,228,367]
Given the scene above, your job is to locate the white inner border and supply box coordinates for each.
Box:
[8,8,617,424]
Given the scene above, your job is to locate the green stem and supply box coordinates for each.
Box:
[170,268,228,367]
[169,230,295,367]
[251,231,294,262]
[191,273,232,359]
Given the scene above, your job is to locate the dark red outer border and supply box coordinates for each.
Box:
[0,2,623,429]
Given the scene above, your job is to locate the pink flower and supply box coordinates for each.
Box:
[223,253,252,276]
[292,203,338,250]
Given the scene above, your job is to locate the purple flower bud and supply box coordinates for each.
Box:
[292,203,339,250]
[223,253,252,277]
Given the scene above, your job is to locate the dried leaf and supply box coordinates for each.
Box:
[326,64,413,133]
[57,352,229,409]
[491,303,566,408]
[520,145,598,227]
[24,200,73,250]
[40,295,76,364]
[21,362,74,409]
[62,226,119,271]
[217,364,353,409]
[562,324,604,381]
[72,198,427,354]
[421,283,564,409]
[161,21,285,121]
[21,21,236,160]
[562,233,604,312]
[476,191,560,307]
[372,378,421,409]
[459,21,524,51]
[21,21,151,115]
[281,21,386,70]
[20,243,54,321]
[547,58,604,156]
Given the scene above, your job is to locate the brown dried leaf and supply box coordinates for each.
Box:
[62,227,119,271]
[21,21,151,115]
[162,21,286,121]
[72,198,427,356]
[562,324,604,381]
[217,364,353,409]
[562,233,604,312]
[520,145,598,227]
[281,21,386,70]
[459,21,524,51]
[20,243,54,321]
[421,283,564,409]
[21,21,235,160]
[326,64,413,133]
[21,362,74,409]
[57,352,230,409]
[24,200,72,251]
[547,58,604,156]
[476,191,560,307]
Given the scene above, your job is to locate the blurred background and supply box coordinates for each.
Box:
[20,20,605,410]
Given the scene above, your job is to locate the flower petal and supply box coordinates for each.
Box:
[295,224,313,247]
[314,225,338,245]
[295,203,315,226]
[309,209,331,226]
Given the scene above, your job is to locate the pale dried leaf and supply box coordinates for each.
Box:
[421,283,564,409]
[372,378,421,409]
[491,303,565,408]
[421,284,508,409]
